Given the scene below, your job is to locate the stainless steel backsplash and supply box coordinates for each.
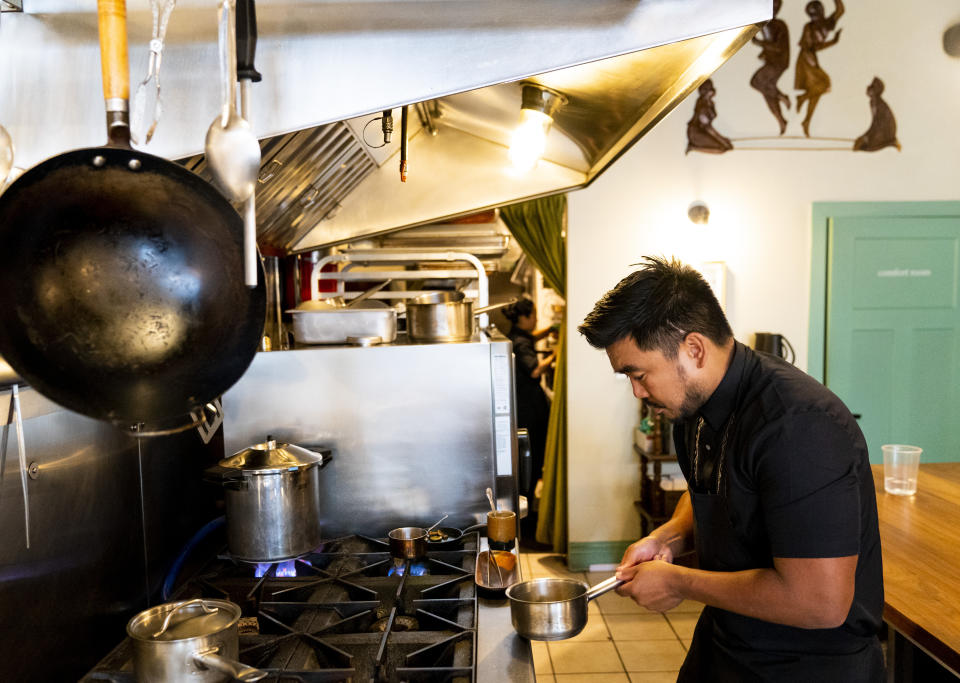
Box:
[0,388,222,682]
[222,338,519,538]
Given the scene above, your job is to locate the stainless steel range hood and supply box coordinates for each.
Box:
[0,0,769,255]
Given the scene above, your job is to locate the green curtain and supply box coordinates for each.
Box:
[500,195,567,553]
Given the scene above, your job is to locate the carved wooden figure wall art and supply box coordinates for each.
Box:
[854,77,901,151]
[684,0,901,155]
[685,79,733,154]
[750,0,791,134]
[795,0,844,136]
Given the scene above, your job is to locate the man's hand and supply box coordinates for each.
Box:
[616,559,684,612]
[617,535,675,578]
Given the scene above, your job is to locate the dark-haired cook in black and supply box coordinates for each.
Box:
[579,256,883,682]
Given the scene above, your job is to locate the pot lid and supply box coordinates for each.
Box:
[219,438,327,474]
[127,599,240,642]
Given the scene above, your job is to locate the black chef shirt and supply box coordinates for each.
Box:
[508,327,543,402]
[672,342,883,659]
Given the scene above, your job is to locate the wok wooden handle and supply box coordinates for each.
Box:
[98,0,129,102]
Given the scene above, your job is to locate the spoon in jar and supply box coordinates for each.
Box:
[205,0,260,204]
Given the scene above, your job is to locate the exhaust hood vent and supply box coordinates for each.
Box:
[2,0,769,256]
[181,122,376,254]
[340,210,516,268]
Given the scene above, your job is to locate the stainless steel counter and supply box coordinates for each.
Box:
[477,538,536,682]
[478,594,536,682]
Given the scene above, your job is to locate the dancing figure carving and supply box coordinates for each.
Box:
[795,0,845,137]
[750,0,791,134]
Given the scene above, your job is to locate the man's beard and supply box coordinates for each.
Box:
[676,363,710,419]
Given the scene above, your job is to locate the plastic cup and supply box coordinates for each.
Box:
[882,444,922,496]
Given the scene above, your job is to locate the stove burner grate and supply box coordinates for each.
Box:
[82,532,480,683]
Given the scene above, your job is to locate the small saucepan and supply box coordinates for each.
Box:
[505,576,624,641]
[405,296,515,343]
[388,526,428,560]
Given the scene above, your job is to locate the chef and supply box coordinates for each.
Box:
[578,256,883,682]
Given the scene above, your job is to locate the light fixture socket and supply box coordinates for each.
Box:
[687,201,710,225]
[520,83,568,120]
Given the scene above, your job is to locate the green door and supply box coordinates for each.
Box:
[824,213,960,463]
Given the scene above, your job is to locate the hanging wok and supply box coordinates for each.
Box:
[0,0,265,426]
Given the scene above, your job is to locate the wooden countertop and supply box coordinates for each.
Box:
[872,462,960,673]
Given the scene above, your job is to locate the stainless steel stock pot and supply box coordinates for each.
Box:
[206,439,331,562]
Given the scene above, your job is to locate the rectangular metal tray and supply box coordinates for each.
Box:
[289,307,397,344]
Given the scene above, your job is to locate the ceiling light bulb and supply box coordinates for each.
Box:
[508,83,568,172]
[687,201,710,225]
[509,109,552,171]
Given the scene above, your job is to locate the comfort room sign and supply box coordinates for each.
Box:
[854,237,956,309]
[876,268,933,278]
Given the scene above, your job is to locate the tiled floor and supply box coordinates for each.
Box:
[519,551,702,683]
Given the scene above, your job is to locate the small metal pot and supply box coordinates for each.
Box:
[405,295,513,343]
[388,526,427,560]
[206,439,332,562]
[127,599,266,682]
[505,576,623,641]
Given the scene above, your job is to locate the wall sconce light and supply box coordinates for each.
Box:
[509,83,568,171]
[687,200,710,225]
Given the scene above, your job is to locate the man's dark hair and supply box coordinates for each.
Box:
[578,256,732,357]
[503,297,535,324]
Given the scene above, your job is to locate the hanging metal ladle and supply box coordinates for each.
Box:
[205,0,261,286]
[205,0,260,203]
[236,0,262,288]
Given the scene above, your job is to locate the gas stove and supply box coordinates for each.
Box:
[82,533,479,682]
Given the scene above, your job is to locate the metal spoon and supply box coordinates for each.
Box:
[425,513,449,533]
[346,279,393,308]
[236,0,261,288]
[0,123,14,186]
[204,0,260,204]
[486,487,497,512]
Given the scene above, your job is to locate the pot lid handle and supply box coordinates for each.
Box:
[152,599,218,638]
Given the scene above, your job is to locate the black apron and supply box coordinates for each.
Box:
[678,487,884,682]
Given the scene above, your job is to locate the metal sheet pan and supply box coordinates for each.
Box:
[288,307,397,344]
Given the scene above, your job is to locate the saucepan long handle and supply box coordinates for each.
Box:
[474,299,516,317]
[585,576,625,602]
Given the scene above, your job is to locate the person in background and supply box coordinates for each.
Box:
[542,325,561,396]
[578,256,883,682]
[503,298,555,536]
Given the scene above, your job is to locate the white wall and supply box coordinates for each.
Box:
[566,0,960,547]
